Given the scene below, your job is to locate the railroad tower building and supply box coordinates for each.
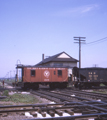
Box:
[35,51,78,79]
[36,51,78,68]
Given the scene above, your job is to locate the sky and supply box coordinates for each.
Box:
[0,0,107,78]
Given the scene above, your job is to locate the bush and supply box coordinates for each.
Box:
[2,90,9,96]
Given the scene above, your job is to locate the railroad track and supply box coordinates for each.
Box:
[31,88,107,103]
[31,90,93,103]
[1,87,107,119]
[0,101,107,120]
[59,89,107,100]
[28,89,107,119]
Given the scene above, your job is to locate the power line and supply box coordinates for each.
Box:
[86,37,107,45]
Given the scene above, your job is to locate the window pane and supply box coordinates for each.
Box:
[31,70,35,76]
[58,70,62,76]
[54,63,63,66]
[54,71,56,75]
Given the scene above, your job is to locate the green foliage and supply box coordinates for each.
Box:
[2,90,9,96]
[100,83,105,86]
[93,90,107,94]
[3,93,41,104]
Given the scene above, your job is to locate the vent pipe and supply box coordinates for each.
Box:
[42,54,44,61]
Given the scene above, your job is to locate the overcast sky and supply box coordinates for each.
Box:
[0,0,107,78]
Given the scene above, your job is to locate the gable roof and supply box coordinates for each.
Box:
[35,51,78,66]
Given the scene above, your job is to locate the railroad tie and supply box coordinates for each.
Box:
[10,112,18,116]
[37,107,46,117]
[19,112,25,116]
[47,110,55,117]
[30,112,37,117]
[41,112,46,117]
[55,110,63,116]
[64,109,74,115]
[2,113,8,117]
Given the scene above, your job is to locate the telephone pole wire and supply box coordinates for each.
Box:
[74,37,86,68]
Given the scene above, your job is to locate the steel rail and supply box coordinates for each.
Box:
[49,90,93,101]
[22,113,107,120]
[63,89,107,100]
[33,90,92,102]
[0,101,107,119]
[0,100,106,112]
[31,91,60,103]
[0,96,7,99]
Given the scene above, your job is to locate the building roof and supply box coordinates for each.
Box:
[35,51,78,66]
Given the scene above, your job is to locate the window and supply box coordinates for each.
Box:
[54,71,56,75]
[31,70,35,76]
[58,70,62,76]
[54,63,63,67]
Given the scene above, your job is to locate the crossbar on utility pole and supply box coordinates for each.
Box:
[74,37,86,68]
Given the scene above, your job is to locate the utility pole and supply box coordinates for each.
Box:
[74,37,86,68]
[10,71,11,81]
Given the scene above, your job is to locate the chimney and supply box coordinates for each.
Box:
[42,54,44,61]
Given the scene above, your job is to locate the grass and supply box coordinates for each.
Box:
[1,92,42,104]
[93,91,107,94]
[2,90,9,96]
[100,83,105,86]
[93,89,107,94]
[92,84,107,94]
